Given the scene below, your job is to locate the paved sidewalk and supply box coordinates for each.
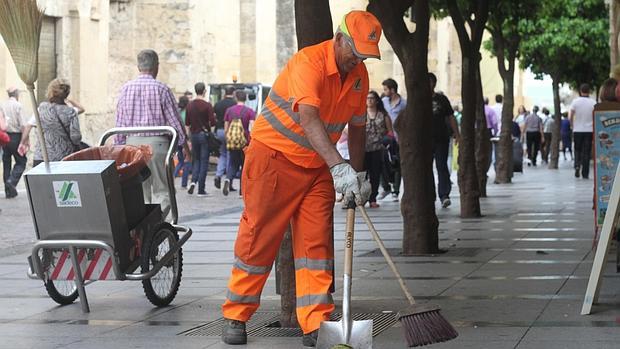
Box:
[0,160,619,348]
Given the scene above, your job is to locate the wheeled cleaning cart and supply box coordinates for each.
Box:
[25,126,192,313]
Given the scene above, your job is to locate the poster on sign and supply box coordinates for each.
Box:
[593,102,620,234]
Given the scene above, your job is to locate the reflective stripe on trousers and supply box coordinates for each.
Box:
[222,140,335,334]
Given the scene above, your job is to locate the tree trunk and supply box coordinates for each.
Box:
[495,69,515,183]
[447,0,488,218]
[549,78,562,169]
[474,67,490,197]
[611,0,620,68]
[275,0,334,327]
[368,0,439,254]
[276,228,298,327]
[458,54,482,217]
[294,0,333,49]
[399,2,439,254]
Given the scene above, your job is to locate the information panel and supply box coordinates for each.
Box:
[594,102,620,230]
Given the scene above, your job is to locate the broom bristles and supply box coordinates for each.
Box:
[0,0,44,85]
[399,309,458,347]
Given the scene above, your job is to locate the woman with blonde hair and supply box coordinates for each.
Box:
[19,78,85,166]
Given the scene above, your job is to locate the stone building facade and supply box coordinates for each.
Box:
[0,0,523,145]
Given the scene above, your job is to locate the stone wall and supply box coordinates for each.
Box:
[0,0,526,151]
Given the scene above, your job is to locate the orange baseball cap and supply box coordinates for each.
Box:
[337,11,382,60]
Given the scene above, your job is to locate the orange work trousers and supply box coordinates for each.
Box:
[222,140,335,334]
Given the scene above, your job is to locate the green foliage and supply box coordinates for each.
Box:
[519,0,609,89]
[484,0,540,60]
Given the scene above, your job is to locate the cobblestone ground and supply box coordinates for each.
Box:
[0,158,619,348]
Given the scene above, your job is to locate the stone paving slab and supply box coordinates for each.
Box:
[1,160,619,348]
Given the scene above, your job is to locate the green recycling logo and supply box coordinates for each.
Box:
[53,181,82,207]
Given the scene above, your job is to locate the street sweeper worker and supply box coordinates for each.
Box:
[220,10,382,347]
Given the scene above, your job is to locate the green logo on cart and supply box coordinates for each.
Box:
[53,181,82,207]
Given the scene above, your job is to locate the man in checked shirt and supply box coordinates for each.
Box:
[115,49,190,218]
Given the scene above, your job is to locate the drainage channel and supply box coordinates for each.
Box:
[180,311,398,338]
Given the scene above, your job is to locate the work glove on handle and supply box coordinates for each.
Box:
[330,162,370,206]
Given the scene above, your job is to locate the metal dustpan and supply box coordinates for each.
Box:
[317,205,372,349]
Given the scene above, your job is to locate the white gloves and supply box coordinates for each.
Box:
[330,162,371,206]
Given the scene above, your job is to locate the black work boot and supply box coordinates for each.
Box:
[221,318,247,345]
[302,329,318,347]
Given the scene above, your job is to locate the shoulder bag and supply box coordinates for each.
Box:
[54,107,89,153]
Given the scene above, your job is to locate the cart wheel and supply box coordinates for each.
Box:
[41,249,79,305]
[45,280,79,305]
[141,223,183,307]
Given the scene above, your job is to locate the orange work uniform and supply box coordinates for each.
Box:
[221,39,369,334]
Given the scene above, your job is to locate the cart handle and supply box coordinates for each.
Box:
[28,225,192,281]
[98,126,180,225]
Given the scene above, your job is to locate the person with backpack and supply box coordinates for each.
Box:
[213,86,237,189]
[222,90,255,196]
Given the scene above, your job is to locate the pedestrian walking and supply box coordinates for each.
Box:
[185,82,216,197]
[220,11,378,347]
[430,73,460,208]
[570,83,596,179]
[484,97,498,171]
[1,87,27,198]
[492,94,503,124]
[560,113,572,160]
[174,95,191,188]
[515,105,528,135]
[365,90,393,208]
[0,104,7,200]
[541,107,553,164]
[19,79,85,168]
[524,106,544,167]
[222,90,255,196]
[484,98,499,137]
[115,49,190,217]
[213,86,237,189]
[381,78,406,201]
[599,78,618,103]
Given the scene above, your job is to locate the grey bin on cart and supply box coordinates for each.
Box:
[63,146,152,229]
[24,160,133,272]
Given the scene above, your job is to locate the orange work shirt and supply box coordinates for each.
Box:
[251,39,369,168]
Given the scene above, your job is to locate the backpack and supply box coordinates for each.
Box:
[226,109,248,150]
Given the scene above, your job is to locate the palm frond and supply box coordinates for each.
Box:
[0,0,44,85]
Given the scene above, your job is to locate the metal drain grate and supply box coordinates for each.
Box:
[180,312,398,338]
[180,312,278,337]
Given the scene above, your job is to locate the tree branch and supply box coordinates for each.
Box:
[446,0,471,53]
[471,0,489,50]
[367,0,414,61]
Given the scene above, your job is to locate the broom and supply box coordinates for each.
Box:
[0,0,48,165]
[358,206,458,347]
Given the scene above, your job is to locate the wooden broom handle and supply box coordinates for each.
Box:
[27,85,49,165]
[359,206,417,305]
